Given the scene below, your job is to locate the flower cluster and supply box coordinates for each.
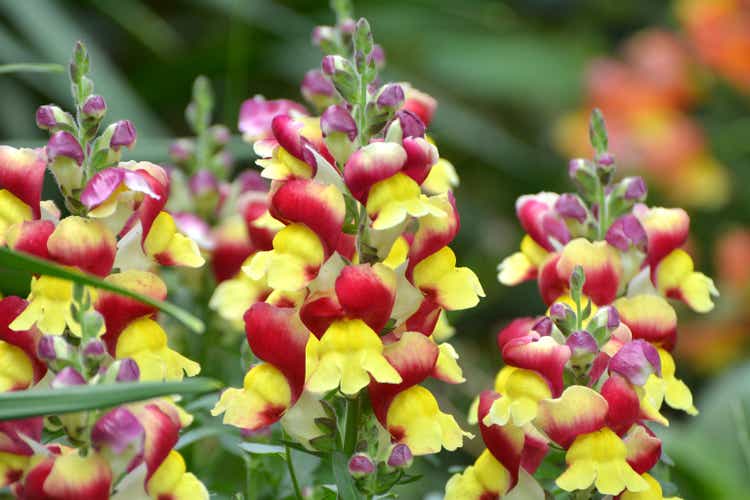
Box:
[555,29,730,208]
[209,11,481,496]
[446,111,717,499]
[0,43,207,498]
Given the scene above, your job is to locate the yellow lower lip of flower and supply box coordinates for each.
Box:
[0,189,32,244]
[366,173,447,230]
[147,450,209,500]
[256,146,313,180]
[211,363,292,430]
[656,249,718,313]
[305,319,401,396]
[412,246,485,310]
[556,427,649,496]
[116,317,200,381]
[485,366,551,427]
[444,449,510,500]
[144,211,205,268]
[10,275,90,336]
[386,385,471,455]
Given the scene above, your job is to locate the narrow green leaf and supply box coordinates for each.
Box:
[238,442,286,455]
[0,63,65,74]
[176,426,228,450]
[0,378,220,421]
[0,247,205,333]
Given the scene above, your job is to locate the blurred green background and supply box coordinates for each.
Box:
[1,0,749,498]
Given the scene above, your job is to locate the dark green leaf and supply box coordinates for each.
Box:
[0,247,205,333]
[0,378,220,420]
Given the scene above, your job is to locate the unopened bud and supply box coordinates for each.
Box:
[554,194,587,223]
[623,177,646,201]
[376,83,405,110]
[549,302,576,335]
[36,105,74,131]
[321,56,359,102]
[115,358,140,382]
[92,407,144,455]
[606,215,646,252]
[236,170,268,193]
[189,169,219,196]
[169,138,195,162]
[110,120,137,151]
[387,110,425,142]
[82,95,107,120]
[301,70,337,109]
[354,18,373,56]
[387,443,413,469]
[348,453,375,478]
[531,316,552,336]
[321,105,357,141]
[566,331,598,367]
[568,158,599,200]
[51,366,86,388]
[210,124,231,145]
[312,26,336,51]
[83,339,106,360]
[371,44,385,69]
[47,131,84,165]
[595,152,615,166]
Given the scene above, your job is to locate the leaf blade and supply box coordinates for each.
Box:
[0,247,205,333]
[0,378,220,420]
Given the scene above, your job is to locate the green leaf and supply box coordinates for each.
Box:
[0,63,65,74]
[332,451,362,500]
[238,442,286,455]
[0,247,205,333]
[0,378,220,420]
[176,425,228,450]
[589,108,608,155]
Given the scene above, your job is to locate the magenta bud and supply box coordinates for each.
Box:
[531,316,553,336]
[567,331,598,360]
[568,158,586,177]
[236,170,268,193]
[376,83,405,109]
[321,105,357,141]
[596,152,615,166]
[549,303,573,321]
[110,120,137,151]
[36,105,57,129]
[321,55,337,76]
[210,125,231,145]
[301,70,335,99]
[83,339,106,359]
[169,138,195,162]
[82,95,107,119]
[47,131,84,165]
[554,193,587,223]
[116,358,140,382]
[371,44,386,69]
[189,169,219,196]
[37,336,58,360]
[339,18,356,34]
[312,26,335,46]
[393,110,425,138]
[606,214,647,252]
[92,407,144,455]
[609,339,661,386]
[51,367,86,388]
[623,176,647,201]
[387,443,413,469]
[348,453,375,478]
[605,306,620,329]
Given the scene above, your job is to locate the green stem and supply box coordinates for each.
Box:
[241,453,256,500]
[574,294,582,331]
[343,395,361,454]
[283,431,304,500]
[597,182,608,240]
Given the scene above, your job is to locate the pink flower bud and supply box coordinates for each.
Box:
[596,152,615,166]
[210,124,231,145]
[387,443,413,468]
[189,169,219,196]
[321,55,337,75]
[376,83,405,109]
[301,70,335,100]
[321,104,357,141]
[371,44,386,69]
[531,316,553,336]
[609,339,661,386]
[623,176,647,201]
[566,330,598,365]
[393,110,425,138]
[169,138,195,162]
[109,120,137,151]
[312,26,336,46]
[51,367,86,388]
[348,453,375,478]
[83,339,106,359]
[606,214,646,252]
[549,302,573,322]
[339,19,356,34]
[91,407,145,456]
[36,105,60,129]
[116,358,140,382]
[554,193,587,223]
[236,170,268,193]
[47,131,83,165]
[82,95,107,119]
[37,335,60,361]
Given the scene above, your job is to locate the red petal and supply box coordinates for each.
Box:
[0,146,46,218]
